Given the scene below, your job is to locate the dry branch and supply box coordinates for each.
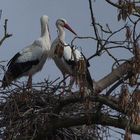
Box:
[0,19,12,47]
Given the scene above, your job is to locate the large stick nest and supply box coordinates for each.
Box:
[0,80,97,140]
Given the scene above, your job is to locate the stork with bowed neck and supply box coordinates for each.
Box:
[2,15,51,89]
[51,19,93,94]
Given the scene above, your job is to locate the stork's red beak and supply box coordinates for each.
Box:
[64,24,77,36]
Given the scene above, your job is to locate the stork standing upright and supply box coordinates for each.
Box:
[50,19,93,93]
[2,15,51,89]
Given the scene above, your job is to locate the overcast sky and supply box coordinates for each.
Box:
[0,1,139,139]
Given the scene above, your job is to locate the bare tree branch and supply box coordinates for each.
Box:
[35,112,140,139]
[0,19,12,47]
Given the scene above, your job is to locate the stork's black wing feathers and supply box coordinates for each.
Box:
[7,52,21,67]
[8,60,39,78]
[5,51,39,80]
[2,57,39,88]
[86,68,93,90]
[81,52,93,90]
[64,57,76,69]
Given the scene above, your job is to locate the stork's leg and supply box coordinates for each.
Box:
[79,75,85,98]
[68,76,75,92]
[61,74,66,95]
[26,74,32,89]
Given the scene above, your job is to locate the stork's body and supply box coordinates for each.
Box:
[2,15,51,88]
[51,19,93,92]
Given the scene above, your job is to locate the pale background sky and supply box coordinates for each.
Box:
[0,0,139,139]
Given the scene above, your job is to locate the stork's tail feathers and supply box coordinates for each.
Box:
[2,77,8,89]
[75,59,93,94]
[78,53,93,91]
[86,68,93,91]
[2,73,13,89]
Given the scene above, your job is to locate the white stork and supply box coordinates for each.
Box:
[2,15,51,89]
[50,19,93,93]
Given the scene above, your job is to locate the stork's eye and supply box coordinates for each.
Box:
[60,20,65,26]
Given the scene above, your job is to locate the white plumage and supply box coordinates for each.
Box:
[51,19,93,92]
[2,15,51,88]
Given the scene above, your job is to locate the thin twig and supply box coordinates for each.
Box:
[0,19,12,47]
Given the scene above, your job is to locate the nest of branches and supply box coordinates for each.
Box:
[0,80,98,140]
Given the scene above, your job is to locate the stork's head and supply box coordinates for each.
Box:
[56,18,77,36]
[40,15,51,41]
[40,15,49,25]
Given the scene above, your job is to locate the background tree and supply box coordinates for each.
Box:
[1,0,140,139]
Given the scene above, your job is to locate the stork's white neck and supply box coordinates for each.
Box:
[41,22,51,42]
[57,25,65,43]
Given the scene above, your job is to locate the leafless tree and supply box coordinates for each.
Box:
[1,0,140,139]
